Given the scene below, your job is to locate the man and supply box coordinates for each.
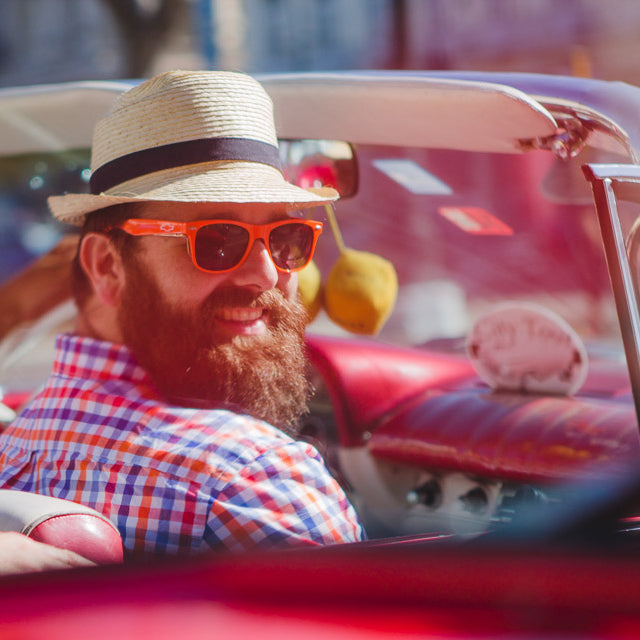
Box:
[0,70,363,555]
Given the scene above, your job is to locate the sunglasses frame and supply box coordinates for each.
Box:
[116,217,323,274]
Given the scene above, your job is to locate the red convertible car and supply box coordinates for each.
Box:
[2,70,640,636]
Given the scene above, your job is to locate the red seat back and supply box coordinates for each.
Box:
[0,490,123,564]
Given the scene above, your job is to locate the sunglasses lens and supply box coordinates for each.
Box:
[269,222,315,271]
[194,223,249,271]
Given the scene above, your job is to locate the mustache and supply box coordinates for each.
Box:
[200,286,290,313]
[199,284,309,338]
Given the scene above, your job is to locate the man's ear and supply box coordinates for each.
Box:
[78,233,126,307]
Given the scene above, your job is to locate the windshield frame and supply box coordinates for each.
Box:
[584,163,640,423]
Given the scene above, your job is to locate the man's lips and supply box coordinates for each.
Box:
[216,307,265,322]
[213,307,268,335]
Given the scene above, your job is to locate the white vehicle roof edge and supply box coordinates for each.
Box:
[0,79,135,98]
[0,75,560,156]
[258,73,559,153]
[0,81,135,155]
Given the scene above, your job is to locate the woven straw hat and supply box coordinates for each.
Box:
[48,70,339,225]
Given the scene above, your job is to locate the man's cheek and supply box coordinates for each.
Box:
[279,274,299,301]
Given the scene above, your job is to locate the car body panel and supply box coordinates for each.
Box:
[2,543,640,638]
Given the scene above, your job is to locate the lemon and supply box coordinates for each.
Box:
[297,259,323,321]
[324,249,398,335]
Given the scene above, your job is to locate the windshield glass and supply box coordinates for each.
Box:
[310,144,621,355]
[0,144,625,359]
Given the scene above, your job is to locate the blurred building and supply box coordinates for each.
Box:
[0,0,124,86]
[204,0,393,71]
[1,0,640,87]
[207,0,640,81]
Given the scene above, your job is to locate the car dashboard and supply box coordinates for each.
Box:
[301,332,639,539]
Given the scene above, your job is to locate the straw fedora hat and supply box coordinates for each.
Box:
[48,70,339,225]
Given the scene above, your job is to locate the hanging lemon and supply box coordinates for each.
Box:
[324,248,398,335]
[297,259,323,321]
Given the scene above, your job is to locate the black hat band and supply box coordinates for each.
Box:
[89,137,283,195]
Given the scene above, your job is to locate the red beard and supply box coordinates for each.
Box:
[117,255,311,434]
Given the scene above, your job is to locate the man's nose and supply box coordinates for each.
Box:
[228,239,279,291]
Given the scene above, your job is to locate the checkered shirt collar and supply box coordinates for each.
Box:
[54,333,154,386]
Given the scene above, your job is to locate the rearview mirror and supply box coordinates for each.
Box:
[279,139,358,199]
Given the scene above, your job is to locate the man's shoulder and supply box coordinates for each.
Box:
[7,390,307,481]
[52,334,152,386]
[127,403,315,487]
[17,371,292,454]
[146,403,295,456]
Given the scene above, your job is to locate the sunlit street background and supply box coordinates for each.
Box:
[2,0,640,86]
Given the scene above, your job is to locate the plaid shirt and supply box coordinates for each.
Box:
[0,334,363,555]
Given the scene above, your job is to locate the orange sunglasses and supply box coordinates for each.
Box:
[116,218,323,274]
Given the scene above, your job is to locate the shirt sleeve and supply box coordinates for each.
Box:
[203,440,364,552]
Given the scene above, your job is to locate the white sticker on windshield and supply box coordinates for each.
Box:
[373,159,452,195]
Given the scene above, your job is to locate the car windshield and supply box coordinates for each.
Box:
[1,144,624,354]
[310,145,621,355]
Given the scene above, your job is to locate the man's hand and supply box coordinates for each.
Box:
[0,531,96,575]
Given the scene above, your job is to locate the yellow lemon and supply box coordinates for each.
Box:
[324,249,398,335]
[297,259,323,321]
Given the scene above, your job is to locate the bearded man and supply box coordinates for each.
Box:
[0,70,363,555]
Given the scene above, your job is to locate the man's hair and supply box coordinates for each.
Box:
[70,202,143,309]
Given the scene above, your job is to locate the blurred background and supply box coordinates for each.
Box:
[2,0,640,87]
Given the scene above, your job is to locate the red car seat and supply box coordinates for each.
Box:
[0,490,123,565]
